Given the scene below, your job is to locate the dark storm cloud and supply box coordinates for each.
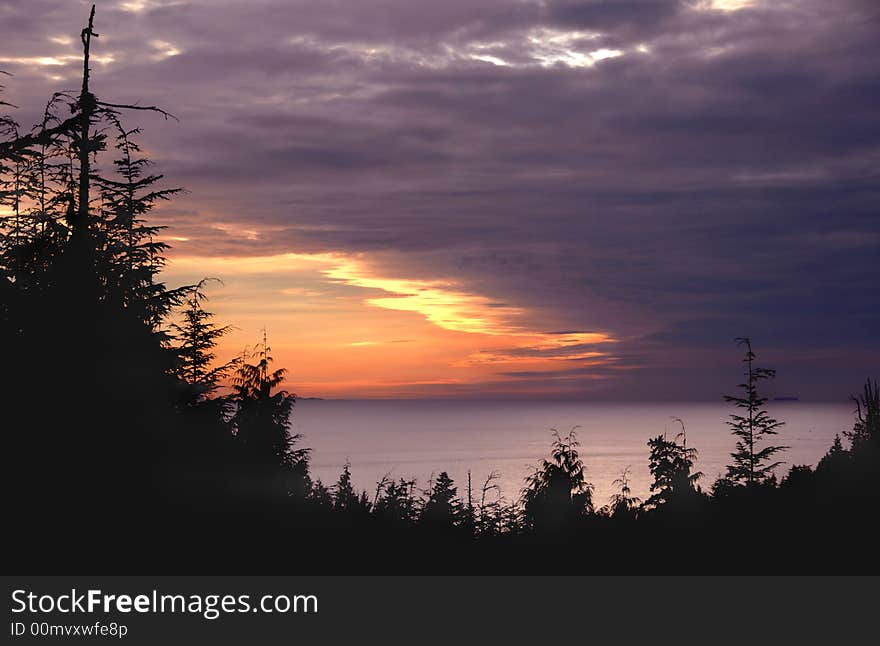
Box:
[1,0,878,398]
[547,0,684,37]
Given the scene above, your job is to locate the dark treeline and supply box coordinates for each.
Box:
[2,8,878,573]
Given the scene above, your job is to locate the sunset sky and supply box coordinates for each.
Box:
[2,0,877,399]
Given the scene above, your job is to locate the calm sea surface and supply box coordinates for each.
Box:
[293,400,854,506]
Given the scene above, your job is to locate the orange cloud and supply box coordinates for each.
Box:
[162,250,618,397]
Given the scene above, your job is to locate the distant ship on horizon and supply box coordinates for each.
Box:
[773,396,800,402]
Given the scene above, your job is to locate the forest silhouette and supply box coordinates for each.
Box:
[2,7,878,574]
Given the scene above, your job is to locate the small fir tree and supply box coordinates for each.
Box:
[420,471,463,529]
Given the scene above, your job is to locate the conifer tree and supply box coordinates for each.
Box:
[168,280,236,459]
[170,279,234,401]
[839,379,880,497]
[1,7,191,560]
[645,418,702,509]
[333,460,360,513]
[373,477,418,525]
[309,479,334,510]
[603,467,641,519]
[27,94,67,236]
[0,5,177,294]
[420,471,463,529]
[521,429,593,529]
[94,116,182,324]
[815,434,848,475]
[846,379,879,452]
[230,330,310,498]
[723,338,787,487]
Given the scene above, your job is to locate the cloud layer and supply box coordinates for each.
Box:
[2,0,878,398]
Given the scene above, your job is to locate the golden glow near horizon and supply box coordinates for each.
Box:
[163,250,617,398]
[323,259,525,336]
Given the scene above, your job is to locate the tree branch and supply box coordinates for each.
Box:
[97,101,179,121]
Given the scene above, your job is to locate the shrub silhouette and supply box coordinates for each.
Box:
[601,467,641,521]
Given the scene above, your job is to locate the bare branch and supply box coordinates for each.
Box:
[97,101,179,121]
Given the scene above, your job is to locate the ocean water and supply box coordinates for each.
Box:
[293,400,855,507]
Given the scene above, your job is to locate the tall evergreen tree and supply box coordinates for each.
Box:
[94,116,182,324]
[1,7,191,563]
[723,338,787,487]
[230,330,310,498]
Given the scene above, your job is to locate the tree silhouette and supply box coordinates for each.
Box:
[420,471,463,530]
[165,280,238,467]
[816,434,848,478]
[0,76,31,253]
[645,417,702,510]
[333,460,369,515]
[461,469,476,536]
[170,279,234,401]
[0,7,205,569]
[722,338,787,488]
[231,330,310,499]
[846,378,879,452]
[309,479,334,510]
[373,477,418,526]
[475,470,504,536]
[0,69,19,330]
[94,115,182,324]
[602,467,641,520]
[521,429,593,530]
